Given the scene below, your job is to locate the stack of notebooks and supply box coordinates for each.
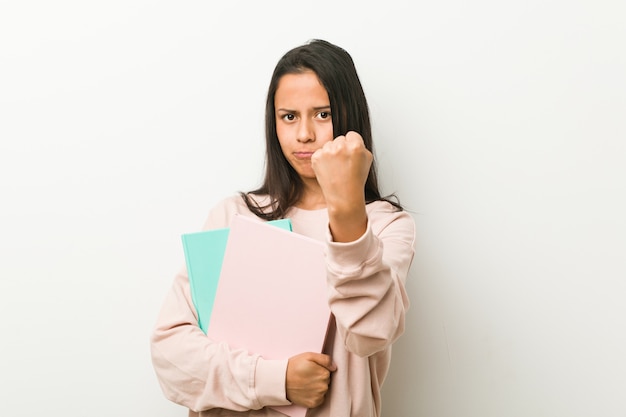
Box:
[182,214,331,417]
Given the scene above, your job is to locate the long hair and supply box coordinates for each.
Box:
[242,39,402,220]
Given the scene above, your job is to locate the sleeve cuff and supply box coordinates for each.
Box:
[254,358,291,407]
[326,221,379,273]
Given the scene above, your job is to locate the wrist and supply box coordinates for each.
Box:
[328,206,367,243]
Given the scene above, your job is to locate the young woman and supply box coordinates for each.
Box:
[151,39,416,417]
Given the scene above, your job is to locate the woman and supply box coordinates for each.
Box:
[151,39,415,417]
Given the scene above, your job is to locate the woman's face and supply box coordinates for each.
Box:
[274,70,334,182]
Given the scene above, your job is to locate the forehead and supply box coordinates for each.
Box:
[274,71,329,107]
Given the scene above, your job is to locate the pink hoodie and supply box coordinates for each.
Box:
[150,195,415,417]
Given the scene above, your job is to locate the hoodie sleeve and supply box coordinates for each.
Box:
[325,207,416,358]
[149,197,291,413]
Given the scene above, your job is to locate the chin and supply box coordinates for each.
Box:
[296,171,317,181]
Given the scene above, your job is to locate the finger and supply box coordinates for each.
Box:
[309,353,337,371]
[344,131,363,145]
[311,148,321,164]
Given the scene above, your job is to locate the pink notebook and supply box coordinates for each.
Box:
[206,214,331,417]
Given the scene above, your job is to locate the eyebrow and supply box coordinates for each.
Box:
[276,105,331,113]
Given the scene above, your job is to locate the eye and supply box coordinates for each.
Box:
[281,113,296,121]
[317,111,331,120]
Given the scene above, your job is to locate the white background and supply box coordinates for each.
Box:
[1,1,625,416]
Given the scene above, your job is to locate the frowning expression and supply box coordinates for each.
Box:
[274,71,334,181]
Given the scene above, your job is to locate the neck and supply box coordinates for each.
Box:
[296,179,327,210]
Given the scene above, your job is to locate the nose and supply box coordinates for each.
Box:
[296,118,315,143]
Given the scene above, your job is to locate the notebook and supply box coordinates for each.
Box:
[206,214,331,417]
[182,218,292,333]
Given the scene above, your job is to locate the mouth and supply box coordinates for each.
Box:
[293,152,314,160]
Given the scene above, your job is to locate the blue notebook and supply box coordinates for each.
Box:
[182,218,292,333]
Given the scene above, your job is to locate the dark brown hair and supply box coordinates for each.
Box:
[241,39,402,220]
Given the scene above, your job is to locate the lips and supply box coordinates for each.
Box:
[293,151,315,159]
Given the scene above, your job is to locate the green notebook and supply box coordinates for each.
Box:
[182,218,292,334]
